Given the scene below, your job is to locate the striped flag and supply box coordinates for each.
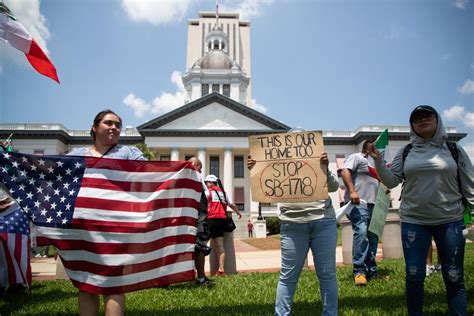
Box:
[0,203,32,289]
[0,152,201,294]
[0,3,59,83]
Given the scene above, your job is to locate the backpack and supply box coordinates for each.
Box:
[400,142,471,221]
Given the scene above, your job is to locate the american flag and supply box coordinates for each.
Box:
[0,151,202,294]
[0,202,32,289]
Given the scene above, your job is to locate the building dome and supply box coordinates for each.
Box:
[199,50,233,69]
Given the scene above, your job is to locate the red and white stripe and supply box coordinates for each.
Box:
[0,232,32,288]
[37,159,201,294]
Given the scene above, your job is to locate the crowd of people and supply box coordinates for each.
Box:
[1,105,472,316]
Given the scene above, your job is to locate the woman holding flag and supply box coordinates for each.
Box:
[68,110,145,316]
[367,105,473,315]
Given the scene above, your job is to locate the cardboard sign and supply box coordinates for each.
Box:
[248,131,328,203]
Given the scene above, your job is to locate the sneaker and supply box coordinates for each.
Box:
[434,264,441,272]
[354,274,367,286]
[367,272,379,280]
[195,277,215,287]
[426,265,435,277]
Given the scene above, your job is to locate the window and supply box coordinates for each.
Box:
[160,155,170,161]
[210,156,220,178]
[202,84,209,96]
[234,187,245,211]
[234,156,244,178]
[223,84,230,97]
[212,84,219,93]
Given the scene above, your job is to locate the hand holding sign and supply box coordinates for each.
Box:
[248,131,328,203]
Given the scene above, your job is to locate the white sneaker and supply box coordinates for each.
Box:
[426,265,435,276]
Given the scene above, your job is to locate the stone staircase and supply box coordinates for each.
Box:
[230,212,252,239]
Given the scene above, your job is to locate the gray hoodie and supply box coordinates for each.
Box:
[374,109,474,225]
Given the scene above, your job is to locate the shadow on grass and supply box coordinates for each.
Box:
[0,280,77,314]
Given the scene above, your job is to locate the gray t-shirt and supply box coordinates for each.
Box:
[343,152,379,204]
[278,169,340,223]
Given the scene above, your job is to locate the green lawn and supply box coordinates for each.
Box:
[1,244,473,315]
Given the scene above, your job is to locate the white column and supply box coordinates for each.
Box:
[223,148,233,201]
[170,148,180,161]
[198,149,206,176]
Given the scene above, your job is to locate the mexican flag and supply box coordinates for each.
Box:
[0,3,59,83]
[368,129,391,180]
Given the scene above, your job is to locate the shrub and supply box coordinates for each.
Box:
[265,216,280,235]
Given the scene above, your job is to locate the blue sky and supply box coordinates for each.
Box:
[1,0,473,156]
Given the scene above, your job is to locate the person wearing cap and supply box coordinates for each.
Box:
[367,105,473,315]
[341,140,380,286]
[204,174,241,276]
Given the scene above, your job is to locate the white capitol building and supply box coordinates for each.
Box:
[0,11,467,220]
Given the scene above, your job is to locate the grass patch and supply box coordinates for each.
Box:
[1,244,473,315]
[241,234,280,250]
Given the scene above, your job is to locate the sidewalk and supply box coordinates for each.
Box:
[30,240,378,280]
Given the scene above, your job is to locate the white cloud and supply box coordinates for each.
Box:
[123,93,151,118]
[442,105,474,129]
[121,0,194,25]
[443,105,465,121]
[452,0,470,9]
[458,79,474,94]
[462,142,474,159]
[465,112,474,129]
[150,71,187,114]
[249,99,268,113]
[1,0,53,69]
[4,0,51,54]
[220,0,274,20]
[124,71,187,118]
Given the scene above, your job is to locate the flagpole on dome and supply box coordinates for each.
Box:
[215,0,219,27]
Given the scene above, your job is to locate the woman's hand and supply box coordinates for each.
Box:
[0,197,13,212]
[247,155,256,170]
[320,152,329,165]
[366,143,382,160]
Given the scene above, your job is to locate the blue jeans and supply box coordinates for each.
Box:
[275,218,338,316]
[347,204,378,276]
[401,220,467,316]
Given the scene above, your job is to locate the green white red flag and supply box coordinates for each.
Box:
[0,3,59,83]
[368,129,391,180]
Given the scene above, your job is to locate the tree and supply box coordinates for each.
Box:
[135,143,156,160]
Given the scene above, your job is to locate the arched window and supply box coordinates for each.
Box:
[212,84,219,93]
[202,84,209,96]
[223,84,230,97]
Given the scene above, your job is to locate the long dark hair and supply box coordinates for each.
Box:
[90,109,122,140]
[216,178,228,202]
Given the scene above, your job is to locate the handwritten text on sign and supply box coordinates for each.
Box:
[249,131,328,203]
